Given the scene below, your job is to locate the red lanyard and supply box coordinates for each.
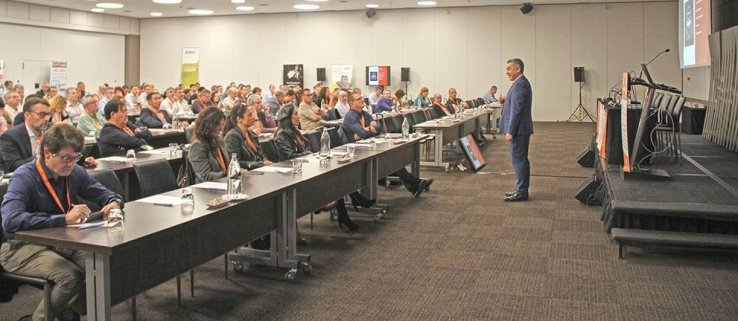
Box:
[35,160,71,214]
[215,145,227,171]
[115,123,134,136]
[244,132,257,152]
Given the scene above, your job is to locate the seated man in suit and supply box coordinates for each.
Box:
[0,122,124,321]
[140,91,173,128]
[445,88,468,113]
[190,89,215,114]
[0,97,95,172]
[98,100,152,157]
[374,89,394,114]
[343,92,433,197]
[431,93,452,118]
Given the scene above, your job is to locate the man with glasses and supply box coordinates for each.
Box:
[77,94,107,137]
[1,122,124,321]
[298,88,325,130]
[445,88,468,113]
[98,100,152,157]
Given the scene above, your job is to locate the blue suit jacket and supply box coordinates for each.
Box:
[499,75,533,137]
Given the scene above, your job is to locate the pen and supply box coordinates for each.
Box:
[153,203,173,207]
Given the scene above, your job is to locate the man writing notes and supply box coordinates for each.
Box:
[0,123,123,321]
[499,58,533,202]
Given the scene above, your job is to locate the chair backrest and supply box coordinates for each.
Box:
[658,94,672,110]
[391,114,405,129]
[465,100,475,108]
[404,112,417,128]
[476,98,486,106]
[81,170,126,211]
[261,140,281,163]
[0,183,7,243]
[412,110,427,124]
[328,127,342,148]
[184,125,195,143]
[338,126,350,144]
[665,95,680,115]
[304,130,322,153]
[381,115,399,134]
[651,93,663,109]
[671,96,686,121]
[133,159,178,198]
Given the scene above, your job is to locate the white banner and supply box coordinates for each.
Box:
[0,60,4,80]
[331,64,353,90]
[50,61,68,91]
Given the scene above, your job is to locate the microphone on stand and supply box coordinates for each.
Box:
[639,48,670,79]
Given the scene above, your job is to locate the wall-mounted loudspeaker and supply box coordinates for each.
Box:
[317,68,326,82]
[401,67,410,82]
[365,8,376,18]
[574,67,584,83]
[520,3,534,15]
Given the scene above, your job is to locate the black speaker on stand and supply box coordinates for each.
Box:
[567,66,594,122]
[401,67,410,100]
[317,68,326,83]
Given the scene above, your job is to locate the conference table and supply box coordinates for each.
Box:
[14,133,424,321]
[412,109,489,169]
[84,128,187,159]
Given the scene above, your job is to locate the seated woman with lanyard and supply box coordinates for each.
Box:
[274,105,372,232]
[224,102,272,170]
[188,107,234,183]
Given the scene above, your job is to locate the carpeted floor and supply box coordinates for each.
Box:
[4,122,738,321]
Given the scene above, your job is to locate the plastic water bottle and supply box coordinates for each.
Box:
[319,127,331,160]
[402,117,410,140]
[180,188,194,215]
[227,153,242,198]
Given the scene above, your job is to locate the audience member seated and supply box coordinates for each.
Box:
[343,92,433,197]
[191,89,215,114]
[77,94,107,137]
[0,122,123,321]
[159,87,176,115]
[432,93,453,117]
[64,88,84,125]
[48,96,69,124]
[98,100,152,157]
[367,86,383,106]
[266,90,283,116]
[0,99,9,136]
[140,91,173,128]
[124,85,142,111]
[414,87,431,108]
[171,87,192,116]
[298,89,325,131]
[3,91,21,124]
[220,86,239,112]
[188,107,232,183]
[97,87,114,118]
[375,89,394,114]
[483,85,498,104]
[333,90,350,119]
[224,102,273,170]
[445,88,468,113]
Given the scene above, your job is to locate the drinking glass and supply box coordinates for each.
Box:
[126,150,136,162]
[107,208,125,232]
[346,145,356,158]
[169,143,179,157]
[181,188,195,215]
[291,159,303,174]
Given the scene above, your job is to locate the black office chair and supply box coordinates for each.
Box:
[184,124,195,143]
[475,98,485,106]
[261,140,281,163]
[305,130,322,153]
[80,170,126,211]
[656,96,686,159]
[328,127,343,148]
[380,114,399,134]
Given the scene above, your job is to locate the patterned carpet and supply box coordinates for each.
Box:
[4,122,738,321]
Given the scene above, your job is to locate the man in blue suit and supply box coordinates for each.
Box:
[499,58,533,202]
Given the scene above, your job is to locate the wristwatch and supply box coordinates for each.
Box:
[111,198,124,209]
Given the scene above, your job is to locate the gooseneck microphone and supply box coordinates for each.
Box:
[639,48,670,79]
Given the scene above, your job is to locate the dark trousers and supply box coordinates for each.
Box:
[395,168,420,191]
[508,135,530,194]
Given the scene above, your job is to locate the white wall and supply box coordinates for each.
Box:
[140,2,681,121]
[0,23,125,90]
[0,0,139,35]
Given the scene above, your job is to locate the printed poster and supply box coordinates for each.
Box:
[181,48,200,86]
[331,64,353,90]
[50,61,68,91]
[283,64,304,87]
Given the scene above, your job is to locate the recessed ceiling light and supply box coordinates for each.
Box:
[91,8,104,12]
[96,2,124,9]
[150,12,163,16]
[366,4,379,8]
[236,6,255,11]
[306,0,329,2]
[152,0,180,4]
[188,9,214,15]
[417,1,437,5]
[293,4,319,10]
[231,0,245,3]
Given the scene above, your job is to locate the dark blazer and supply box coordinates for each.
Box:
[0,124,33,172]
[98,122,152,157]
[499,75,533,136]
[224,127,268,170]
[188,138,229,183]
[444,98,461,114]
[430,104,446,119]
[342,109,381,143]
[273,128,310,161]
[140,108,172,128]
[12,112,24,127]
[190,99,214,114]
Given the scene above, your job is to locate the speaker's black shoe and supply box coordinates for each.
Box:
[424,178,434,191]
[17,315,32,321]
[413,180,429,198]
[349,192,376,209]
[58,310,80,321]
[504,192,529,202]
[337,215,360,231]
[504,191,517,197]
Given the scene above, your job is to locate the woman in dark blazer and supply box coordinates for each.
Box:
[188,107,230,183]
[273,105,363,232]
[224,102,272,170]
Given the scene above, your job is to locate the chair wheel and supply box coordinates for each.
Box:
[285,269,297,281]
[300,262,313,275]
[232,262,245,274]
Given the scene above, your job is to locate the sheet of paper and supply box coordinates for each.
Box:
[253,166,293,174]
[139,149,169,155]
[192,182,228,190]
[99,156,131,162]
[136,195,183,206]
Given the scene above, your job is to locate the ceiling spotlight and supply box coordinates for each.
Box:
[96,2,124,9]
[150,12,163,16]
[520,3,534,14]
[231,0,245,3]
[306,0,329,2]
[152,0,181,4]
[188,9,214,15]
[293,4,319,10]
[236,6,254,11]
[366,4,379,8]
[417,1,437,6]
[91,8,104,12]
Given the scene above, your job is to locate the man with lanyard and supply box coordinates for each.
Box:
[1,122,124,321]
[140,91,172,128]
[342,92,433,197]
[98,100,152,157]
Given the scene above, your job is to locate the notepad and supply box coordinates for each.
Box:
[192,182,228,190]
[139,149,169,155]
[137,195,183,206]
[253,167,293,174]
[99,156,131,162]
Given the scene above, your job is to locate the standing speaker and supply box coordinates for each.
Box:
[317,68,326,82]
[401,67,410,82]
[574,67,584,83]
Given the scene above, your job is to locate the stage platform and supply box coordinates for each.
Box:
[597,134,738,233]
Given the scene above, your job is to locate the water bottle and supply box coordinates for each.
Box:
[180,188,195,215]
[172,114,179,129]
[319,127,331,160]
[401,117,410,140]
[227,153,242,198]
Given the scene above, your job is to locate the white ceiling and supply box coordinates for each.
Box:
[17,0,668,19]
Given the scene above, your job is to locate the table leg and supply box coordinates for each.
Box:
[85,252,111,321]
[420,129,446,168]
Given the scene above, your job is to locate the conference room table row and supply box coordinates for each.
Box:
[15,133,424,321]
[83,128,188,159]
[413,108,492,169]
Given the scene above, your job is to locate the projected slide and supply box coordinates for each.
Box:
[680,0,711,67]
[366,66,391,86]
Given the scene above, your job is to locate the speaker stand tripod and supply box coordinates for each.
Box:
[568,82,594,122]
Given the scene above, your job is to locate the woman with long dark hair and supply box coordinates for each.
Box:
[188,107,230,183]
[224,101,272,170]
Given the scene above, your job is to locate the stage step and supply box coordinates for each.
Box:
[611,228,738,259]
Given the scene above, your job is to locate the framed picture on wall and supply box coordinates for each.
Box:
[283,64,304,88]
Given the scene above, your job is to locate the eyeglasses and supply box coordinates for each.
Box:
[303,94,312,96]
[31,111,51,118]
[53,153,84,164]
